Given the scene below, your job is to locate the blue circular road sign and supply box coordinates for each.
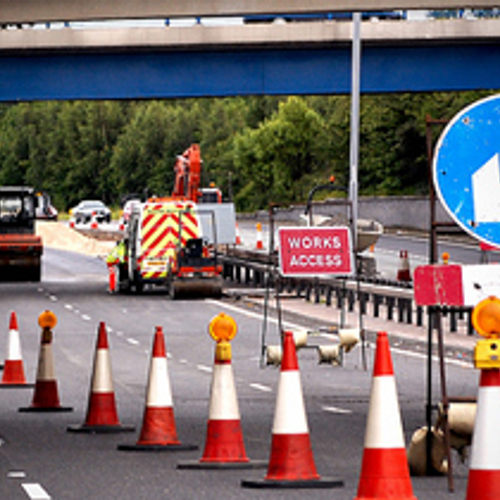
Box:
[434,94,500,246]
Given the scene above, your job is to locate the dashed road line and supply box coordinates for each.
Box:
[127,338,139,345]
[22,483,51,500]
[249,383,272,392]
[80,314,91,321]
[322,405,352,414]
[206,299,304,330]
[8,471,26,478]
[197,364,213,373]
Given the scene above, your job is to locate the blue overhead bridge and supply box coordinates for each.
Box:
[0,31,499,101]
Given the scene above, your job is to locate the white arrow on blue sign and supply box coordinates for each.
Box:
[434,94,500,246]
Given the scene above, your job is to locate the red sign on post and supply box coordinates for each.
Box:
[278,226,354,277]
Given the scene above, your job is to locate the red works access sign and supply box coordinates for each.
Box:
[278,226,354,277]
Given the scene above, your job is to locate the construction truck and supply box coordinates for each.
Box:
[112,144,235,298]
[0,186,43,282]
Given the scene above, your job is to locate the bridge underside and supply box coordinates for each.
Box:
[1,43,499,101]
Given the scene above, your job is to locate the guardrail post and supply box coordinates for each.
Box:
[416,306,423,327]
[305,283,312,302]
[244,266,251,284]
[314,281,321,304]
[373,294,381,317]
[387,296,395,321]
[235,264,241,284]
[450,308,457,332]
[467,310,474,335]
[360,291,368,315]
[325,286,332,307]
[348,289,355,312]
[405,299,412,324]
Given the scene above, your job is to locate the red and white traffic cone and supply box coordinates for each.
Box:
[67,322,134,433]
[178,333,265,469]
[69,218,76,228]
[107,264,117,294]
[235,222,242,246]
[0,312,32,387]
[397,250,411,282]
[19,312,72,412]
[354,331,417,500]
[90,212,99,230]
[465,368,500,500]
[118,327,197,452]
[255,223,264,250]
[242,330,343,489]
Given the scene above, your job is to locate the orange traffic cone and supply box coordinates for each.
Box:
[0,312,32,388]
[67,322,134,433]
[118,326,197,452]
[465,368,500,499]
[107,264,117,294]
[397,250,411,282]
[90,212,99,230]
[235,222,242,245]
[242,330,343,489]
[19,310,72,412]
[354,332,417,500]
[178,315,265,470]
[255,223,264,250]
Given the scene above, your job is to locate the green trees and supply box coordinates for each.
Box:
[0,91,494,212]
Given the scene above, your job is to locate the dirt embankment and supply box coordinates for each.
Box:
[36,221,116,257]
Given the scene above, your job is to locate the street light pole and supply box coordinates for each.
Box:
[349,12,361,252]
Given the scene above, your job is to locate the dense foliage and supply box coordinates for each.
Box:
[0,91,493,211]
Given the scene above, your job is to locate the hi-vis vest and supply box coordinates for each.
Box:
[138,201,200,280]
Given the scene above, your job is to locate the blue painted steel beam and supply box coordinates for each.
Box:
[0,43,499,101]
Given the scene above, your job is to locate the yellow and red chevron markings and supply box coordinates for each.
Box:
[139,202,200,280]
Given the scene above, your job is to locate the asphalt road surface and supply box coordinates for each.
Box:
[0,247,479,499]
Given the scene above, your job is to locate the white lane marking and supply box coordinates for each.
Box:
[197,364,213,373]
[127,338,139,345]
[205,299,304,330]
[209,301,473,369]
[388,345,472,369]
[49,296,57,302]
[323,405,353,414]
[8,471,26,478]
[116,331,124,337]
[22,483,51,499]
[178,359,188,364]
[249,383,272,392]
[80,314,91,321]
[64,304,73,310]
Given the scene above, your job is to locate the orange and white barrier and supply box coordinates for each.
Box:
[255,222,264,250]
[242,330,343,488]
[354,331,416,500]
[118,327,196,451]
[0,312,31,387]
[19,310,72,412]
[68,322,134,433]
[465,369,500,500]
[397,250,411,282]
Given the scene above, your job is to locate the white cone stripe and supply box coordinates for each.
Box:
[7,329,22,360]
[272,371,309,434]
[146,357,173,407]
[470,385,500,469]
[208,364,240,420]
[91,349,114,393]
[36,345,55,381]
[364,375,405,449]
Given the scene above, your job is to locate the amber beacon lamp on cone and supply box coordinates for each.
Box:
[465,296,500,500]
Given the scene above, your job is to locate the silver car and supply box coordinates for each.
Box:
[71,200,111,224]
